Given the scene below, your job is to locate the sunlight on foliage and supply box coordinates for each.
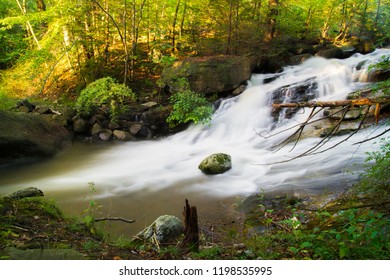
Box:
[76,77,136,122]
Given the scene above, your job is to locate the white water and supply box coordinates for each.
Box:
[0,49,389,234]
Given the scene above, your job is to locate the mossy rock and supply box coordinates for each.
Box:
[0,111,71,166]
[134,215,184,244]
[198,153,232,175]
[161,55,252,95]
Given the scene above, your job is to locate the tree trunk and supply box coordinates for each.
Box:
[264,0,278,42]
[375,0,381,28]
[226,0,234,54]
[15,0,41,49]
[179,0,187,40]
[172,0,181,52]
[180,199,199,252]
[91,0,128,83]
[321,5,334,39]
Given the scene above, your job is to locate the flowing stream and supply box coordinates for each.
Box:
[0,49,389,237]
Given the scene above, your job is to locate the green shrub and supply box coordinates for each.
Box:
[244,139,390,260]
[76,77,135,122]
[369,55,390,95]
[166,79,213,127]
[356,137,390,197]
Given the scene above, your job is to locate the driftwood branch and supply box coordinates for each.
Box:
[94,217,135,224]
[272,97,390,108]
[258,96,390,164]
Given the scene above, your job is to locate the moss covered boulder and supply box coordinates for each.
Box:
[161,55,252,95]
[198,153,232,175]
[134,215,184,244]
[0,111,71,166]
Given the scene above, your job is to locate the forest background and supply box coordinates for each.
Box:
[1,0,390,260]
[0,0,389,103]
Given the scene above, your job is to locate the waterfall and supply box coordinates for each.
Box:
[1,49,389,201]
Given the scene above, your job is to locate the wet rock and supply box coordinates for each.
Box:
[51,114,68,127]
[320,122,362,137]
[324,108,362,120]
[198,153,232,175]
[73,118,88,133]
[16,99,35,113]
[113,129,133,141]
[108,121,120,131]
[6,187,44,200]
[0,111,71,166]
[315,47,343,59]
[135,215,184,244]
[130,123,149,137]
[91,123,104,135]
[89,114,106,125]
[232,84,246,96]
[271,78,318,121]
[99,129,113,141]
[368,68,390,82]
[34,106,51,114]
[289,54,313,65]
[350,36,375,54]
[141,101,158,110]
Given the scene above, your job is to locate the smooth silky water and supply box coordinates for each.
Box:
[1,49,389,238]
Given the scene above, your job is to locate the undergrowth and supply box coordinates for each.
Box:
[166,78,213,127]
[242,137,390,260]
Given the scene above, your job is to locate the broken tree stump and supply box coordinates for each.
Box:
[180,199,199,252]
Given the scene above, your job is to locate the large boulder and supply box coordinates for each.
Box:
[349,36,375,54]
[161,55,252,95]
[134,215,183,244]
[0,111,71,166]
[198,153,232,175]
[315,47,344,59]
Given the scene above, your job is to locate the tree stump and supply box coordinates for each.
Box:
[180,199,199,252]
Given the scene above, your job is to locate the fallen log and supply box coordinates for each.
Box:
[272,97,390,108]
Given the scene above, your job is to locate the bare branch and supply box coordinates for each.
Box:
[353,127,390,145]
[94,217,135,224]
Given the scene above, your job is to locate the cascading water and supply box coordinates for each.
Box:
[0,49,389,235]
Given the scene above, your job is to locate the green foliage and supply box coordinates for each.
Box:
[356,138,390,196]
[190,246,224,260]
[245,140,390,260]
[247,207,389,260]
[166,78,213,127]
[113,236,136,249]
[83,240,101,253]
[76,77,135,122]
[0,25,27,69]
[369,55,390,95]
[81,182,102,235]
[369,55,390,71]
[0,90,17,110]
